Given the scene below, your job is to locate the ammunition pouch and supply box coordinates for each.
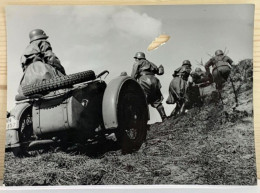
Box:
[139,71,155,76]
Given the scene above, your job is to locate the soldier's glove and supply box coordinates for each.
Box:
[158,65,164,75]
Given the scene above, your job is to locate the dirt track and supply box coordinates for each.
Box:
[3,59,257,185]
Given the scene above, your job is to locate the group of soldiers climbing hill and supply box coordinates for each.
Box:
[18,29,235,121]
[125,50,234,121]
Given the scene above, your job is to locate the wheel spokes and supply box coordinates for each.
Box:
[123,98,142,140]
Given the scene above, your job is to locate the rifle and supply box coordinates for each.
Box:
[229,76,238,105]
[217,89,224,105]
[179,98,186,115]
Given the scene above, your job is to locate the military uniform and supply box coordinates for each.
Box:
[166,60,192,117]
[20,39,65,74]
[131,52,166,121]
[205,50,233,90]
[166,63,192,104]
[18,29,66,97]
[190,68,209,84]
[131,59,164,107]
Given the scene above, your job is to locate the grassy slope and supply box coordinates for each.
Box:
[4,59,257,186]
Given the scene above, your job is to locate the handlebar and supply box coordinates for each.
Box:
[96,70,109,79]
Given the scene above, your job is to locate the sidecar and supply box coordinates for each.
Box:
[5,70,149,157]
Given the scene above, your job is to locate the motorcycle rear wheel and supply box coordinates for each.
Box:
[116,81,148,154]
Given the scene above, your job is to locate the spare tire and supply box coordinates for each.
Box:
[22,70,96,96]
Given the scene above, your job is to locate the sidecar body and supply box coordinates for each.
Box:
[6,73,149,157]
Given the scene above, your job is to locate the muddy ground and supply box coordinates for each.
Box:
[3,59,257,185]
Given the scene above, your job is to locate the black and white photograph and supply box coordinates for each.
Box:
[4,4,257,186]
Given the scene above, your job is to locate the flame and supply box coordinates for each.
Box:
[147,34,170,51]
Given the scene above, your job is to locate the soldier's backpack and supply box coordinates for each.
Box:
[18,61,64,97]
[213,55,232,70]
[212,56,232,89]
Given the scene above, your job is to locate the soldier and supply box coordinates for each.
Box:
[18,29,66,96]
[204,49,234,90]
[166,60,192,117]
[21,29,65,74]
[186,67,208,108]
[131,52,167,121]
[190,67,209,84]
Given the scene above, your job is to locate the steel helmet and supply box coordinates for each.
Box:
[134,52,146,59]
[120,72,127,76]
[195,67,202,73]
[182,60,191,66]
[215,49,224,56]
[29,29,49,43]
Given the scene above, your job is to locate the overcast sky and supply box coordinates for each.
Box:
[6,5,254,123]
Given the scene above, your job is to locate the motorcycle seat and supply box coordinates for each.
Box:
[15,94,28,101]
[15,93,43,101]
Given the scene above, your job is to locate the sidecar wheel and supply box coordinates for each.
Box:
[12,109,33,157]
[22,70,96,96]
[12,147,30,158]
[117,82,148,154]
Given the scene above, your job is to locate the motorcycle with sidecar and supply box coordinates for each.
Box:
[5,70,149,157]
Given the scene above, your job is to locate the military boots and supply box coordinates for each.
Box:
[157,105,167,121]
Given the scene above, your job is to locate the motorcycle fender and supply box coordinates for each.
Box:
[102,76,149,129]
[5,102,31,148]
